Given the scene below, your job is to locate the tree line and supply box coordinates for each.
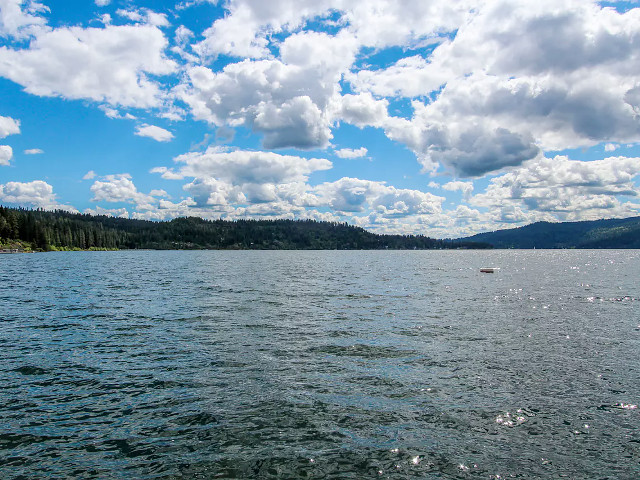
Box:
[463,216,640,249]
[0,206,491,251]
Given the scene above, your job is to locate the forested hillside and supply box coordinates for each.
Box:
[0,206,488,251]
[462,216,640,249]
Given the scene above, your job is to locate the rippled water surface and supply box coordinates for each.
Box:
[1,250,639,479]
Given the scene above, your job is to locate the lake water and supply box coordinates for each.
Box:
[1,250,639,479]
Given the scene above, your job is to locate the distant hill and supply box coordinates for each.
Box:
[461,216,640,249]
[0,206,490,251]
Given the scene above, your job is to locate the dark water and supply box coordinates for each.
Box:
[1,250,639,479]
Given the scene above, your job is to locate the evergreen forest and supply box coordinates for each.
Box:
[462,216,640,249]
[0,206,488,251]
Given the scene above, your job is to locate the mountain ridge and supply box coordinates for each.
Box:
[460,216,640,249]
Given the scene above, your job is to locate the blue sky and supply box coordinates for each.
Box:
[1,0,640,237]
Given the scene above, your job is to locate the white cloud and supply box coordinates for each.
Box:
[442,180,474,201]
[83,170,96,180]
[335,147,367,159]
[156,147,332,206]
[0,179,77,211]
[116,8,169,27]
[0,145,12,165]
[0,21,177,108]
[90,173,155,207]
[180,1,468,151]
[174,25,193,46]
[0,180,53,203]
[347,55,449,98]
[471,155,640,221]
[385,107,541,177]
[171,25,197,62]
[254,95,332,149]
[183,177,243,206]
[23,148,43,155]
[345,0,470,50]
[173,1,640,178]
[0,115,20,138]
[179,31,358,149]
[100,106,137,120]
[0,0,48,39]
[159,106,186,122]
[95,0,110,6]
[338,93,389,128]
[135,124,174,142]
[341,1,640,176]
[138,171,449,230]
[83,206,129,218]
[149,166,184,180]
[193,0,330,59]
[193,0,468,59]
[314,177,444,216]
[3,0,640,236]
[172,147,332,185]
[147,147,444,224]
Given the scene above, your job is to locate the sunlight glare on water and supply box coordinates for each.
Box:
[0,249,639,479]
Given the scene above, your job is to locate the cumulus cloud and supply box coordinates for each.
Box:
[605,143,619,152]
[314,177,444,216]
[335,147,367,159]
[0,179,53,204]
[347,55,449,98]
[135,124,174,142]
[193,0,467,59]
[254,96,332,149]
[173,147,332,184]
[90,173,155,208]
[149,166,184,180]
[183,177,243,206]
[9,0,637,182]
[100,106,137,120]
[156,148,332,206]
[0,19,176,108]
[179,31,358,149]
[471,155,640,221]
[95,0,110,6]
[338,93,389,128]
[0,179,77,211]
[0,115,20,138]
[177,1,640,177]
[442,180,474,201]
[116,8,170,27]
[84,206,129,218]
[0,145,12,165]
[345,1,640,176]
[179,1,467,151]
[24,148,43,154]
[3,0,640,236]
[83,170,96,180]
[0,0,48,39]
[193,0,331,59]
[174,25,193,46]
[386,109,541,177]
[145,146,448,227]
[149,189,168,197]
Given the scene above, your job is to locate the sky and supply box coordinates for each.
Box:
[1,0,640,238]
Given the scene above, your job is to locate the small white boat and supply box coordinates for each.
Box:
[480,267,499,273]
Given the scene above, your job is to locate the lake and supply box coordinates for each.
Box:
[1,250,638,479]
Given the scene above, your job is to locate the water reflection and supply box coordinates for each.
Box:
[1,250,639,478]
